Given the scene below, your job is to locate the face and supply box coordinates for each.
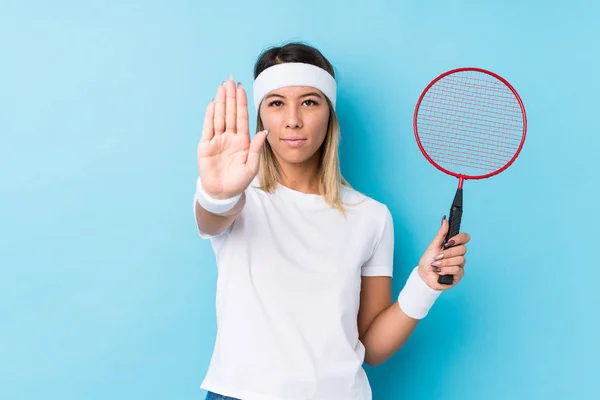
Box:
[259,86,331,167]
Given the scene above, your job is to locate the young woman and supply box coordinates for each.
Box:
[194,42,470,400]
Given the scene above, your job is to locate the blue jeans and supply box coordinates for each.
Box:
[205,391,241,400]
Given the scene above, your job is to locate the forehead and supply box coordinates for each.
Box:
[267,86,324,97]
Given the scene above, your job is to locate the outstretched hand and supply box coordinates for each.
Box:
[197,76,269,200]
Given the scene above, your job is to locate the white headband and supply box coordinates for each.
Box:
[253,62,337,111]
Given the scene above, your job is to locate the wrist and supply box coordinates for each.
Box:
[397,266,442,319]
[195,176,242,215]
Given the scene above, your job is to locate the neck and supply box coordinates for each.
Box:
[277,158,321,195]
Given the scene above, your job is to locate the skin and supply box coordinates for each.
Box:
[258,85,330,194]
[198,76,472,367]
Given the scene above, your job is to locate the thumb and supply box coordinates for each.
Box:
[246,128,269,173]
[428,215,449,250]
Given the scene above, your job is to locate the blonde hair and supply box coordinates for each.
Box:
[254,98,352,216]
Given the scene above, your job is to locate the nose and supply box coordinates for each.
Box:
[285,105,303,129]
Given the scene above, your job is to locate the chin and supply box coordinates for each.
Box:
[274,149,319,165]
[280,154,313,165]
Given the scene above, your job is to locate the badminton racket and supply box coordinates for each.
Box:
[413,67,527,285]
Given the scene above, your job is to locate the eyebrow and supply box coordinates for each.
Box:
[264,92,324,100]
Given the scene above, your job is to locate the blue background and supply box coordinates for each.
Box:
[1,0,597,399]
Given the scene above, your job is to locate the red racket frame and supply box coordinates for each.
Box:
[413,67,528,189]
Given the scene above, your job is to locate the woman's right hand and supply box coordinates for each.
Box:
[197,76,269,199]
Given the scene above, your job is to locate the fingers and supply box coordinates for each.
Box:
[200,100,216,143]
[214,84,226,135]
[445,232,471,248]
[428,216,449,250]
[431,256,465,270]
[435,245,467,260]
[437,266,464,279]
[246,129,270,173]
[224,77,237,133]
[236,83,249,137]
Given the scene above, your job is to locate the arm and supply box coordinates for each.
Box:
[358,217,471,366]
[195,76,268,238]
[358,276,418,366]
[194,188,246,237]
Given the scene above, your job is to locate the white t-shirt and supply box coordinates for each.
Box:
[193,176,394,400]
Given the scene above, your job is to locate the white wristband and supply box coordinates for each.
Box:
[397,267,442,319]
[195,176,242,215]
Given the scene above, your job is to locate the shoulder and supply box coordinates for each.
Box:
[244,176,266,202]
[342,186,394,273]
[340,184,393,244]
[341,184,392,220]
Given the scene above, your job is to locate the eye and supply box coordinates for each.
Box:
[267,100,283,107]
[303,99,319,106]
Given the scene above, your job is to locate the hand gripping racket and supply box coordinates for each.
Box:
[413,68,527,285]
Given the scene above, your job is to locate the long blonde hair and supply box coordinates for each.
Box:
[252,43,352,216]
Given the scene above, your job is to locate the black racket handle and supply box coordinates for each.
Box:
[439,187,463,285]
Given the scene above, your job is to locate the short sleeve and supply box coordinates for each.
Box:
[361,206,394,277]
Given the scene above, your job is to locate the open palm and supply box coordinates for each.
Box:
[198,77,269,199]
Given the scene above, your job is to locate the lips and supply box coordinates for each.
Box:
[281,137,307,148]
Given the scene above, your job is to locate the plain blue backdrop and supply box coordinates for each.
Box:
[1,0,598,399]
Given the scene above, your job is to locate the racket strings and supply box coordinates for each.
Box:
[416,70,524,176]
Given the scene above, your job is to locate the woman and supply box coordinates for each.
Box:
[194,42,470,400]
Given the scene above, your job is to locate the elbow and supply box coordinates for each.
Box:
[364,358,379,367]
[363,351,388,367]
[362,338,389,366]
[364,357,385,367]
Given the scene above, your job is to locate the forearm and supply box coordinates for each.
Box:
[361,301,418,366]
[194,182,246,236]
[362,267,442,366]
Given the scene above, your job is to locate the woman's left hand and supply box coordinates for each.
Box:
[417,216,471,291]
